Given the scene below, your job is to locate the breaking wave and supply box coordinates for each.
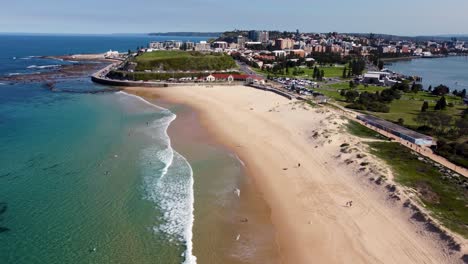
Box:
[27,64,60,69]
[116,91,196,264]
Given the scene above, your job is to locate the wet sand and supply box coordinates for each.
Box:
[152,98,281,263]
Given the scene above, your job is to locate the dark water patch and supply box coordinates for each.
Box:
[42,163,60,171]
[0,203,7,215]
[0,202,9,233]
[41,81,122,94]
[63,170,79,177]
[57,87,122,94]
[0,172,11,178]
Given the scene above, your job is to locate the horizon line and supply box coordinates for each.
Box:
[1,31,468,38]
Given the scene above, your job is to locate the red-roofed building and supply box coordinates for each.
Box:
[205,73,264,84]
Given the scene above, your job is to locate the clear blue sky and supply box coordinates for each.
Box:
[1,0,467,35]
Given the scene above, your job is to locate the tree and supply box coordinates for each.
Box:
[349,80,356,88]
[345,90,359,102]
[392,82,410,92]
[428,85,432,92]
[461,89,467,98]
[432,85,450,96]
[421,101,429,112]
[397,118,405,126]
[380,88,401,102]
[342,66,347,78]
[429,112,452,133]
[411,82,423,93]
[313,66,318,79]
[434,96,447,110]
[414,112,432,127]
[455,117,468,136]
[320,70,325,80]
[378,60,384,70]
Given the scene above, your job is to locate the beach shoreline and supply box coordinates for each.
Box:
[149,96,281,263]
[125,85,466,263]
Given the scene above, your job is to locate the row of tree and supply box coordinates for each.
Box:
[341,88,402,112]
[414,109,468,168]
[312,66,325,81]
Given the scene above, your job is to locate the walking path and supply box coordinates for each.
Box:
[329,102,468,178]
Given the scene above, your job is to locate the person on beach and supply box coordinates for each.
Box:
[298,163,301,167]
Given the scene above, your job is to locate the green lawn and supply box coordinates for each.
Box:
[134,50,237,71]
[327,83,385,93]
[372,95,465,127]
[345,119,388,140]
[313,83,465,128]
[261,65,347,79]
[313,82,385,102]
[368,142,468,238]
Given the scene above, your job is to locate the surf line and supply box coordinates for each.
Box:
[117,91,197,264]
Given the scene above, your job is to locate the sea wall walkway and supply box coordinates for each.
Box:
[91,62,294,100]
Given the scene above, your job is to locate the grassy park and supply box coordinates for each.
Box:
[316,82,465,128]
[257,65,347,79]
[134,50,237,71]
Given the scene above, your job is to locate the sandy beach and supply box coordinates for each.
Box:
[126,85,466,264]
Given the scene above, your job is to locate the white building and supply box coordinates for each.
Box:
[105,50,119,58]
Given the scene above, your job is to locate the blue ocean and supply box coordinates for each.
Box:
[0,34,207,264]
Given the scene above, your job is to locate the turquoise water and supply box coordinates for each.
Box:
[0,35,208,263]
[0,86,194,263]
[387,56,468,91]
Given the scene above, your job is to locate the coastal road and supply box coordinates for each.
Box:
[236,61,263,77]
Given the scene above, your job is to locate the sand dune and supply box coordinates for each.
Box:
[125,85,466,264]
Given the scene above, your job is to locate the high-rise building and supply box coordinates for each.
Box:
[258,31,269,43]
[237,35,246,49]
[275,38,295,50]
[248,30,259,41]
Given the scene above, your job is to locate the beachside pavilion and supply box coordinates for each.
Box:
[357,115,434,146]
[204,73,265,84]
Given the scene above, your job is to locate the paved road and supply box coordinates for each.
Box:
[236,61,263,77]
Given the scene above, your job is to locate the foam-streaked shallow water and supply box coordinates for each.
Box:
[0,34,205,264]
[0,34,281,264]
[119,92,197,263]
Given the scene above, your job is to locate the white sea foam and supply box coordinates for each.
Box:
[7,73,21,76]
[27,64,60,69]
[230,153,246,167]
[117,91,197,264]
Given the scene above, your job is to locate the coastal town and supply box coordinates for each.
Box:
[94,30,467,160]
[5,0,468,263]
[2,30,468,264]
[91,31,468,260]
[104,30,468,90]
